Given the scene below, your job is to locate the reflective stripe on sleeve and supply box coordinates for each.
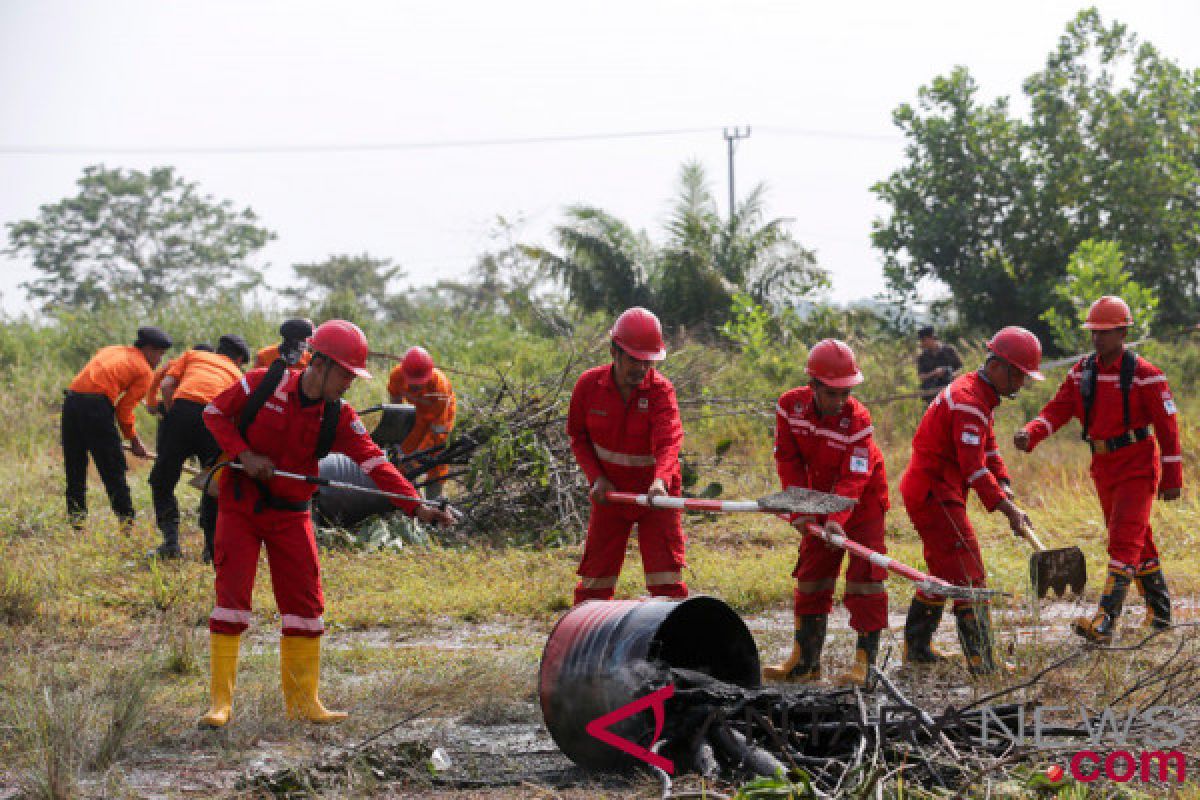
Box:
[359,455,388,472]
[967,467,990,484]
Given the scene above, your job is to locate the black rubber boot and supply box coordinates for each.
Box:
[1074,568,1133,644]
[955,604,1008,675]
[1136,565,1171,630]
[903,596,948,664]
[763,614,827,683]
[148,527,183,560]
[836,629,881,686]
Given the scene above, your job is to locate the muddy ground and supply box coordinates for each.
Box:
[3,598,1196,799]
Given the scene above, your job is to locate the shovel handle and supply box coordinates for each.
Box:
[1018,522,1047,553]
[604,491,761,513]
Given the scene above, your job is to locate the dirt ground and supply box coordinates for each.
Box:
[5,597,1193,799]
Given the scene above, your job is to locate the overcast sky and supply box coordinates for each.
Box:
[1,0,1196,316]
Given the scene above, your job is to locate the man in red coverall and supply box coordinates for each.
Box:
[199,319,455,729]
[567,307,685,605]
[1014,296,1182,643]
[762,340,889,686]
[900,326,1042,674]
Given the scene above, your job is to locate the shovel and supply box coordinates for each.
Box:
[226,462,463,520]
[799,520,1008,601]
[604,486,855,516]
[1017,522,1087,598]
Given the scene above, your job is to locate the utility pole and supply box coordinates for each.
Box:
[723,126,752,221]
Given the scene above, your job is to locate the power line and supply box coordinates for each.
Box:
[0,124,905,156]
[0,127,722,156]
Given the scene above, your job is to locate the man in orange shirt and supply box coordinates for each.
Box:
[149,335,251,560]
[63,326,173,528]
[387,347,457,499]
[254,318,314,371]
[146,343,214,419]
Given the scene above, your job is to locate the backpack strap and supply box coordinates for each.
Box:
[1079,355,1098,441]
[239,359,287,438]
[1080,350,1138,441]
[234,360,337,513]
[1119,349,1137,431]
[315,400,342,460]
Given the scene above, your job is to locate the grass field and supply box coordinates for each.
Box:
[2,309,1199,798]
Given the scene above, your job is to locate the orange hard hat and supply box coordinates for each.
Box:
[986,326,1044,381]
[610,307,666,361]
[806,339,864,388]
[308,320,371,379]
[401,346,435,383]
[1083,296,1133,330]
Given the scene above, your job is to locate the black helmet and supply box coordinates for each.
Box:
[217,334,251,363]
[135,326,173,349]
[279,318,315,341]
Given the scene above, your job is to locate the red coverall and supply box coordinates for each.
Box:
[1019,351,1182,571]
[567,364,685,603]
[775,388,890,632]
[900,372,1012,608]
[203,369,420,637]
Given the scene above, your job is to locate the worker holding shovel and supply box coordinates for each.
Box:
[147,334,250,562]
[762,339,890,686]
[1014,296,1183,643]
[900,327,1043,675]
[567,307,686,605]
[199,319,456,729]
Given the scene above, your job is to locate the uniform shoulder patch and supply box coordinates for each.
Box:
[961,431,981,446]
[351,419,368,435]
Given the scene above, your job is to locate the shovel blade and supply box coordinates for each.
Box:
[758,487,855,515]
[1030,546,1088,598]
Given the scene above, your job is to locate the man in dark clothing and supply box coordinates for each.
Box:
[916,326,962,404]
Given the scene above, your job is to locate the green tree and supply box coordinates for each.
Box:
[1040,239,1158,352]
[532,161,826,330]
[526,207,655,316]
[284,253,407,321]
[7,165,273,311]
[873,9,1200,338]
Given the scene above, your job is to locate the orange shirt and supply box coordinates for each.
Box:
[145,359,172,410]
[253,345,312,371]
[165,350,244,405]
[69,345,154,439]
[386,366,457,453]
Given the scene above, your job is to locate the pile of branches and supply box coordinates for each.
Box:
[646,629,1200,797]
[653,668,1064,797]
[448,357,590,547]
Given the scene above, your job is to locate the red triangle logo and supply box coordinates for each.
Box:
[584,684,675,774]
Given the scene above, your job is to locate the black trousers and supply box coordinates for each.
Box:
[62,392,134,522]
[148,399,220,544]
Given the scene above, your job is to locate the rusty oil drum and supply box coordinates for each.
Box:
[538,596,761,771]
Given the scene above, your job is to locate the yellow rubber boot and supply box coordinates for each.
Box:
[280,635,348,724]
[199,633,241,728]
